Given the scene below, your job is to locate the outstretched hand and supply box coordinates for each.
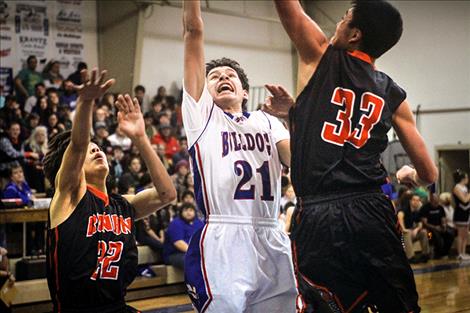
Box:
[115,94,145,140]
[68,68,115,102]
[261,84,295,119]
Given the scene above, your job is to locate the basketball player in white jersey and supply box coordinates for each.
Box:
[182,1,298,312]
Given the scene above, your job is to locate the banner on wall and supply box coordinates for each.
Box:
[15,2,50,70]
[0,0,15,68]
[0,67,14,95]
[53,0,85,77]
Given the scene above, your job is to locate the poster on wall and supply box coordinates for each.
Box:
[0,67,13,95]
[0,0,15,69]
[14,1,50,71]
[53,0,85,77]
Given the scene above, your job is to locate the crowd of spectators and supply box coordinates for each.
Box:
[1,55,469,273]
[0,55,201,263]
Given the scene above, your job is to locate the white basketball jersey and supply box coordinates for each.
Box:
[182,84,289,219]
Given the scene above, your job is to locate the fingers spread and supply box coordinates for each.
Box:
[133,97,141,113]
[98,70,107,86]
[80,69,89,85]
[115,94,127,113]
[124,94,134,112]
[101,79,115,93]
[90,68,97,85]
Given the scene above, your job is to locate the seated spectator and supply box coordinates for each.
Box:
[136,213,165,254]
[93,122,111,151]
[154,143,173,172]
[397,194,430,263]
[144,112,157,139]
[22,113,40,140]
[24,82,46,114]
[163,203,203,269]
[15,55,43,105]
[0,96,23,129]
[152,125,180,159]
[42,60,64,89]
[172,160,189,198]
[34,96,49,125]
[60,80,78,110]
[47,113,65,138]
[0,122,39,178]
[108,126,132,151]
[0,246,15,312]
[180,190,195,206]
[23,126,48,192]
[109,146,125,180]
[420,193,455,258]
[440,192,456,229]
[183,172,194,195]
[172,136,189,165]
[120,156,144,189]
[2,163,33,206]
[134,85,151,113]
[280,184,296,210]
[66,61,87,86]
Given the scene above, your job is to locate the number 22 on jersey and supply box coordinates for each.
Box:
[321,87,384,148]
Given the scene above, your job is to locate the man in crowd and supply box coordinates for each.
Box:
[15,55,44,105]
[421,193,455,258]
[398,194,430,263]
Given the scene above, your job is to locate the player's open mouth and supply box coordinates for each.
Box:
[217,83,234,94]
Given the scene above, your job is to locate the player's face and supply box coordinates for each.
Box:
[84,142,109,179]
[330,8,356,49]
[207,66,248,112]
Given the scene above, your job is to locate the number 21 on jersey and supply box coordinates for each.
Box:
[321,87,384,148]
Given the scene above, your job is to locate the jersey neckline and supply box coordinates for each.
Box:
[347,50,376,69]
[87,184,109,206]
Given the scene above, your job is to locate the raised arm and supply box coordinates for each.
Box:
[393,100,438,186]
[183,0,205,101]
[274,0,328,64]
[50,69,114,228]
[115,95,177,219]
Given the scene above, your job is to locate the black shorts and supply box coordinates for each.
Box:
[454,205,470,226]
[290,191,420,313]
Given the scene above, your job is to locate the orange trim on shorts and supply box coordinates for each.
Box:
[87,184,109,206]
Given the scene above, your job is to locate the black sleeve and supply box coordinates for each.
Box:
[387,80,407,113]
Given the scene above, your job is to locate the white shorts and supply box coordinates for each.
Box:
[184,215,298,313]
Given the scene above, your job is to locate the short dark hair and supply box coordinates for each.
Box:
[180,202,196,214]
[77,62,87,71]
[206,57,249,91]
[27,55,37,63]
[134,85,145,93]
[181,190,195,200]
[35,82,45,89]
[349,0,403,58]
[43,130,72,187]
[8,162,22,178]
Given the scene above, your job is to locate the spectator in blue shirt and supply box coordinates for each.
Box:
[163,203,203,269]
[2,163,33,206]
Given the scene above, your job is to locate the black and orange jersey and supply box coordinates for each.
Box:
[46,185,138,313]
[290,45,406,197]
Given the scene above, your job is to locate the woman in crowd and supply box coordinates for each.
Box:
[24,126,48,192]
[453,170,470,260]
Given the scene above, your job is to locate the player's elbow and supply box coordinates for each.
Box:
[160,188,177,205]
